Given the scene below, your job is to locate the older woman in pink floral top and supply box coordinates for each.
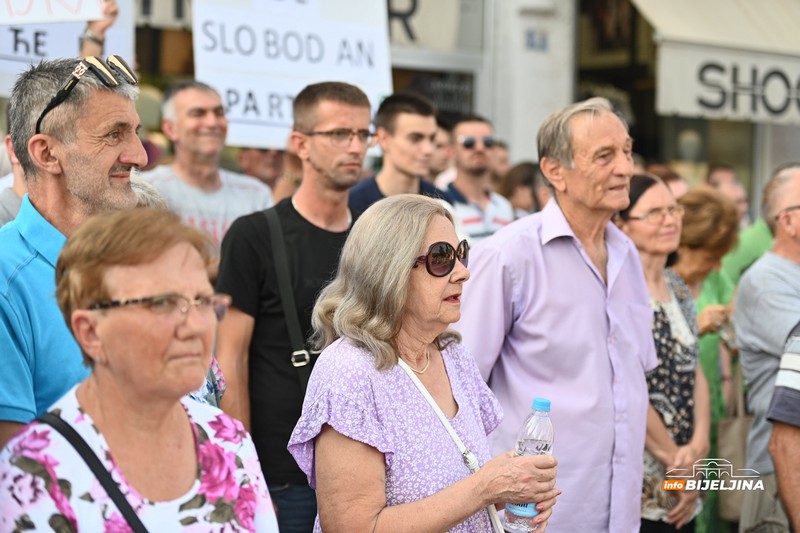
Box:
[289,195,559,532]
[0,209,277,532]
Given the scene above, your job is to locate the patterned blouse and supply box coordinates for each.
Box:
[288,337,503,532]
[0,386,278,532]
[641,269,703,522]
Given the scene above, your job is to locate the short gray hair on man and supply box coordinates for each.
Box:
[312,194,461,370]
[537,97,627,174]
[161,80,220,122]
[762,162,800,232]
[9,58,139,180]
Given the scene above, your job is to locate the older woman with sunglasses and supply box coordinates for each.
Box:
[0,208,278,531]
[616,175,711,532]
[288,195,559,532]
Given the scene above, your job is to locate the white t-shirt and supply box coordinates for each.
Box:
[141,166,273,245]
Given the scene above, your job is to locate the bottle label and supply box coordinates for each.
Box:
[506,502,539,518]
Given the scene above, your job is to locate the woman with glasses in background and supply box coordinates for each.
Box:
[289,195,558,532]
[0,208,278,531]
[616,175,711,532]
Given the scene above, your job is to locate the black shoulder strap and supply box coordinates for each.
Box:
[37,412,148,533]
[264,208,313,393]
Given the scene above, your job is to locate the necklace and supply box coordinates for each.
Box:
[406,348,431,374]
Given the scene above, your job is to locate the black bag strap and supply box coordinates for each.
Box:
[264,208,313,393]
[37,412,148,533]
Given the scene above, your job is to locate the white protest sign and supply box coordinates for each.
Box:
[0,0,134,97]
[193,0,393,149]
[1,0,103,25]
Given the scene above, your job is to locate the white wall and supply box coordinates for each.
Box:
[481,0,577,163]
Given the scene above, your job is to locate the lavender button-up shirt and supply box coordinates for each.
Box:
[455,199,657,533]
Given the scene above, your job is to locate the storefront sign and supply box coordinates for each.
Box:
[657,40,800,125]
[193,0,392,149]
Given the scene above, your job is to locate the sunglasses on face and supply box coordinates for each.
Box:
[413,240,470,277]
[35,55,138,135]
[457,136,496,149]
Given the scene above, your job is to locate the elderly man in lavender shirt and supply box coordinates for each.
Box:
[455,97,657,532]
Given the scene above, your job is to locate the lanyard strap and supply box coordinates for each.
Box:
[37,412,149,533]
[397,359,504,533]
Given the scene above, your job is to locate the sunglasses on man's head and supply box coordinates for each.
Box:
[35,55,138,135]
[457,136,496,150]
[413,240,470,277]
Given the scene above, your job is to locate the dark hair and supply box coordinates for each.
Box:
[618,174,680,266]
[451,113,492,132]
[617,174,661,222]
[436,112,453,132]
[497,162,545,212]
[293,82,370,132]
[646,163,682,184]
[374,92,436,133]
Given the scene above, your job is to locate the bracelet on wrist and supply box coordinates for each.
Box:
[82,28,105,46]
[720,375,732,383]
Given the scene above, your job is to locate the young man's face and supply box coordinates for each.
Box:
[379,113,436,179]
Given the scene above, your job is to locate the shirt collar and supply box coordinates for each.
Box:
[16,194,68,268]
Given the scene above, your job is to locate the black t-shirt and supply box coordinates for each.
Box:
[216,198,355,484]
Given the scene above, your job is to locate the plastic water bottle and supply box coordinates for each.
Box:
[504,397,554,532]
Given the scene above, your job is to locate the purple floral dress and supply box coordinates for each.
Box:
[288,337,503,532]
[0,386,278,532]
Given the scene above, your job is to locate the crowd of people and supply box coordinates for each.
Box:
[0,11,799,533]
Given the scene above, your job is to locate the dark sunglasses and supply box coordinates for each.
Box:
[413,240,469,277]
[35,55,138,134]
[457,135,496,149]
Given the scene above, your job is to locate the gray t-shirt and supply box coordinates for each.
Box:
[0,188,22,228]
[140,165,272,246]
[735,251,800,473]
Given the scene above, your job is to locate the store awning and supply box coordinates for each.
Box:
[632,0,800,125]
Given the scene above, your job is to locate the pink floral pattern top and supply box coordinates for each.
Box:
[288,337,503,532]
[0,386,279,532]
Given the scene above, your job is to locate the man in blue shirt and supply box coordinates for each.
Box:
[0,56,146,446]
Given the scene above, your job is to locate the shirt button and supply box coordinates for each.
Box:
[608,336,617,345]
[614,457,622,464]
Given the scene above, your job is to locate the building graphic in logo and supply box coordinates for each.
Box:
[662,458,764,491]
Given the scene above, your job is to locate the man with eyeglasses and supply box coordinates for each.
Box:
[0,57,147,447]
[141,81,272,252]
[215,82,371,533]
[456,97,657,532]
[733,164,800,533]
[348,92,452,213]
[446,114,514,244]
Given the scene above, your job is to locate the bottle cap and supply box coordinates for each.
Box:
[532,397,551,412]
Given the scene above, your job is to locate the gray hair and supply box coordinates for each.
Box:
[537,97,628,189]
[311,194,461,370]
[9,58,139,180]
[161,80,220,122]
[762,162,800,232]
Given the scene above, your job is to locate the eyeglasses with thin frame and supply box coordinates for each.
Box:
[302,129,374,147]
[457,136,496,150]
[413,240,470,277]
[627,205,685,225]
[774,205,800,220]
[35,55,138,135]
[88,293,231,321]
